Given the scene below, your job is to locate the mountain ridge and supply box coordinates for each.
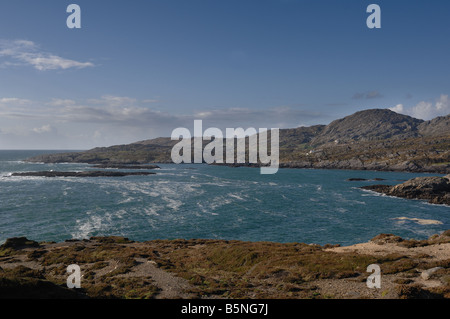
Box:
[25,109,450,173]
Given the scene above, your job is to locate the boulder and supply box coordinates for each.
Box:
[1,237,39,249]
[421,267,444,280]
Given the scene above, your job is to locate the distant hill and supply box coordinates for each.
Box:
[418,115,450,136]
[26,109,450,173]
[310,109,424,145]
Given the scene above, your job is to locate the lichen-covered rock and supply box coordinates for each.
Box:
[361,175,450,205]
[370,234,404,245]
[1,237,39,249]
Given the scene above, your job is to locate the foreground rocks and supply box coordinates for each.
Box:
[361,174,450,205]
[0,231,449,299]
[10,171,156,178]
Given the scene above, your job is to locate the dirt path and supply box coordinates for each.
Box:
[120,258,196,299]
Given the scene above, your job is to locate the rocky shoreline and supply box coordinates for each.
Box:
[0,232,449,299]
[361,174,450,206]
[9,171,156,178]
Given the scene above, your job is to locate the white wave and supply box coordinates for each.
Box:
[163,196,183,211]
[118,197,134,204]
[143,205,162,216]
[210,197,233,210]
[358,187,404,201]
[71,209,127,239]
[72,214,104,239]
[228,193,246,201]
[5,160,25,164]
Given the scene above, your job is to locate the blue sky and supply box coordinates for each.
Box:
[0,0,449,149]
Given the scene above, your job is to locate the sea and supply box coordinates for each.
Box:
[0,150,449,246]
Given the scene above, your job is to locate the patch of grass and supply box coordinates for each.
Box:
[81,277,160,299]
[89,261,109,270]
[1,265,44,279]
[156,240,384,298]
[90,236,134,244]
[101,256,139,278]
[395,284,445,299]
[0,248,14,257]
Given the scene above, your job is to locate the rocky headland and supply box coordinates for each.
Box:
[0,232,449,299]
[362,174,450,205]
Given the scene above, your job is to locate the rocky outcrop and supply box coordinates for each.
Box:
[1,237,39,249]
[361,175,450,205]
[91,164,160,169]
[10,171,156,178]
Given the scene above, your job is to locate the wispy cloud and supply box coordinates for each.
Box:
[0,94,332,149]
[32,124,56,134]
[0,97,32,105]
[1,96,325,129]
[352,91,383,100]
[0,39,94,71]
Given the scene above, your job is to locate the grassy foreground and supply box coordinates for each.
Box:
[0,232,449,299]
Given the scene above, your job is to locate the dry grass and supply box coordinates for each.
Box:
[1,233,449,299]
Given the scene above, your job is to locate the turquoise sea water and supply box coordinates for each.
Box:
[0,150,449,246]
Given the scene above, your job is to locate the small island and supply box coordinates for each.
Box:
[10,171,156,178]
[91,164,160,169]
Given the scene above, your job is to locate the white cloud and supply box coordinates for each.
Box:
[389,104,404,113]
[390,94,450,120]
[47,99,77,107]
[33,124,54,134]
[0,39,94,71]
[0,97,32,106]
[435,94,449,112]
[88,95,138,107]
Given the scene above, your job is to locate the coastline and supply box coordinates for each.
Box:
[1,231,449,299]
[1,152,449,299]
